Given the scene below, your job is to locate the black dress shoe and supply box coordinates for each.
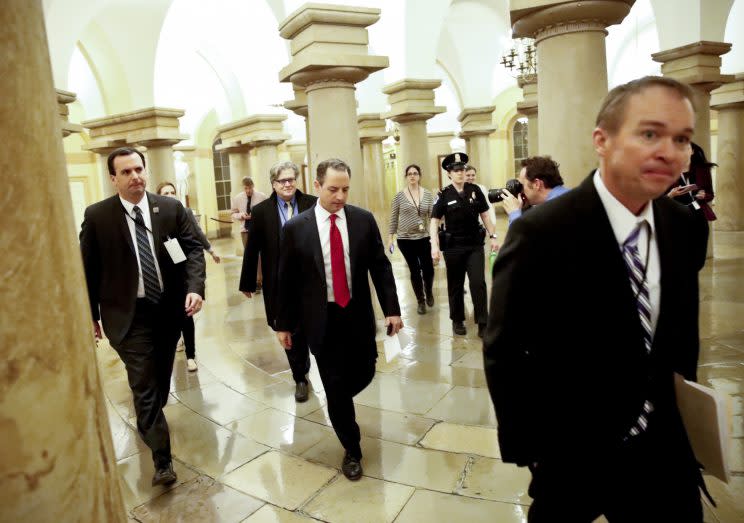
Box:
[152,462,177,486]
[341,451,363,481]
[417,301,426,315]
[426,294,434,307]
[294,381,309,403]
[477,323,486,339]
[452,321,467,336]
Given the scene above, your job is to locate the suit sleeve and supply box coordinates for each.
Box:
[239,209,263,293]
[176,202,206,297]
[188,209,211,251]
[275,222,300,332]
[366,214,401,317]
[483,217,540,466]
[79,208,101,321]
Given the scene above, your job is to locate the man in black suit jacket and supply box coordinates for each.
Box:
[275,158,403,481]
[240,161,317,402]
[484,77,709,522]
[80,148,205,486]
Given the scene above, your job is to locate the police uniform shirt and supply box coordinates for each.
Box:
[432,182,489,242]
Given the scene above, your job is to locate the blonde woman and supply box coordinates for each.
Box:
[388,164,436,314]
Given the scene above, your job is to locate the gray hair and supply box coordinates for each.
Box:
[270,161,300,185]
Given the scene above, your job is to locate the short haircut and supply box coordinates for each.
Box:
[595,76,696,135]
[404,164,422,177]
[270,161,300,184]
[520,156,564,188]
[107,147,145,176]
[155,182,176,195]
[464,164,477,173]
[242,177,254,187]
[316,158,351,185]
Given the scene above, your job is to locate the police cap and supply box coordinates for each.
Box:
[442,152,469,172]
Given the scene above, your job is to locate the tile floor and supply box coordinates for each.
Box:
[99,229,744,522]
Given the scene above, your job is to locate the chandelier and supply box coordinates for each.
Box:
[500,38,537,77]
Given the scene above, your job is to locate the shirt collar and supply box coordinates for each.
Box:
[119,193,149,215]
[593,170,655,245]
[314,203,346,222]
[279,195,297,207]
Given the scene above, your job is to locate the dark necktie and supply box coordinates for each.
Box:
[622,221,654,437]
[133,206,161,303]
[329,214,350,307]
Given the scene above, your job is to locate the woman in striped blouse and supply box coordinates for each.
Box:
[388,164,436,314]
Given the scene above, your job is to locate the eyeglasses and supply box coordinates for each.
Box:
[275,177,296,186]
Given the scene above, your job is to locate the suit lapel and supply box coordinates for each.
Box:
[651,201,674,353]
[304,211,325,280]
[146,193,163,260]
[115,198,136,256]
[345,206,358,284]
[268,193,281,252]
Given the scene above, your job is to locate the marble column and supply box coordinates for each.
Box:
[383,79,445,193]
[83,107,187,193]
[140,139,181,188]
[711,74,744,231]
[56,89,83,138]
[358,113,390,224]
[0,1,126,521]
[279,4,388,206]
[652,41,733,157]
[511,0,632,187]
[284,85,312,178]
[517,73,538,155]
[459,106,497,186]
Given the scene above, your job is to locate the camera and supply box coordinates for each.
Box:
[488,178,524,203]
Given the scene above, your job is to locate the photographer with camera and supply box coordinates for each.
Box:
[430,153,499,338]
[497,156,569,226]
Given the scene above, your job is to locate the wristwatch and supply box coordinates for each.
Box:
[489,234,498,239]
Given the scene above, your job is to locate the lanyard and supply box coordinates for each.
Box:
[279,199,296,225]
[407,187,422,217]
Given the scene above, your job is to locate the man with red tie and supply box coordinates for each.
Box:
[275,158,403,481]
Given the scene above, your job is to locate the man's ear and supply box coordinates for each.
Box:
[313,179,321,193]
[593,127,609,157]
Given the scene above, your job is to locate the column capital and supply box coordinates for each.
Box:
[284,85,308,117]
[137,138,183,149]
[290,66,372,91]
[517,74,538,116]
[382,78,446,123]
[711,73,744,111]
[56,88,83,137]
[458,106,497,138]
[652,41,734,91]
[278,3,388,84]
[358,113,389,144]
[218,114,290,148]
[510,0,632,40]
[82,107,188,147]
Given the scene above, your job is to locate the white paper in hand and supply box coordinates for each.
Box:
[383,330,411,363]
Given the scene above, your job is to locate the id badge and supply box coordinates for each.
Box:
[164,237,186,264]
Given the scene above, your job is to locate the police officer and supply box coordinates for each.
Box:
[430,153,499,337]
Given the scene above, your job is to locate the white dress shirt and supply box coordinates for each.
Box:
[594,170,661,334]
[120,194,164,298]
[314,204,352,303]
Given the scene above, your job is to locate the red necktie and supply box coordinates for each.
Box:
[329,214,350,307]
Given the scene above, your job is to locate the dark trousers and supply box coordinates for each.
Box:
[313,301,376,459]
[527,420,702,522]
[182,314,196,359]
[443,246,488,324]
[397,237,434,301]
[286,329,311,383]
[112,299,180,468]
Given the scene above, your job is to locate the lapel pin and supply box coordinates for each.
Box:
[153,207,159,214]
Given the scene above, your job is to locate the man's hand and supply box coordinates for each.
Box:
[210,251,221,263]
[93,321,102,340]
[385,316,404,336]
[431,247,441,265]
[242,291,252,298]
[241,212,251,221]
[185,292,203,317]
[489,237,500,252]
[695,190,707,200]
[277,331,292,349]
[500,190,523,214]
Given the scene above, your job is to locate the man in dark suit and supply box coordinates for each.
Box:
[275,158,403,481]
[484,76,709,522]
[80,147,206,486]
[240,161,317,402]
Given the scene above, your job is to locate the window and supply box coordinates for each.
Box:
[212,138,232,210]
[512,118,529,176]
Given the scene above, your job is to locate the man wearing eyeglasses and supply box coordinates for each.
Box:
[239,161,317,402]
